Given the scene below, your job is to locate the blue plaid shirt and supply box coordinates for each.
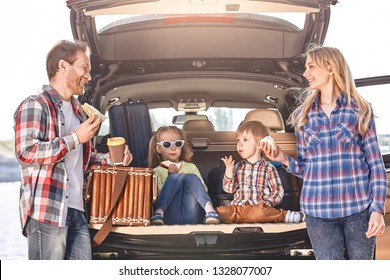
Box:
[287,93,388,218]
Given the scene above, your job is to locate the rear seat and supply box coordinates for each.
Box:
[182,119,215,131]
[184,109,302,211]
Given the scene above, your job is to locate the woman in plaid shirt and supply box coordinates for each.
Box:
[262,45,388,259]
[14,40,132,259]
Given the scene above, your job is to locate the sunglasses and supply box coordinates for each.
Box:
[157,140,185,149]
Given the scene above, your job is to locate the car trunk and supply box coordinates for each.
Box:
[90,223,312,259]
[65,0,338,260]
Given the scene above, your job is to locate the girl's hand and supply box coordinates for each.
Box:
[221,155,234,178]
[365,211,386,238]
[167,164,179,174]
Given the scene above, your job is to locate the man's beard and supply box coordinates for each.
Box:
[67,75,85,95]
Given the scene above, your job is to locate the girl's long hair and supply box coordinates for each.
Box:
[289,44,372,135]
[147,126,193,168]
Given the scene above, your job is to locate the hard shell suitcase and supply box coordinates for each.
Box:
[108,99,152,167]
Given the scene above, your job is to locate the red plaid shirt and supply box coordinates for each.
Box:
[223,158,284,206]
[14,85,107,235]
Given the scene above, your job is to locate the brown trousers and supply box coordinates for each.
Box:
[215,202,286,223]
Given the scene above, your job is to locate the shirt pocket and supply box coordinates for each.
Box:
[304,127,321,148]
[336,123,359,144]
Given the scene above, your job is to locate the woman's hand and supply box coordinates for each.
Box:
[260,141,289,166]
[365,211,386,238]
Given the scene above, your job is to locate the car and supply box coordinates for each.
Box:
[65,0,388,260]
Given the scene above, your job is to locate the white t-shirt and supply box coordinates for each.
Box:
[62,101,84,212]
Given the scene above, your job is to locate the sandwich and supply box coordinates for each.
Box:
[159,160,183,169]
[81,103,107,122]
[260,136,277,151]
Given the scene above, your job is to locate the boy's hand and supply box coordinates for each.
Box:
[221,155,234,179]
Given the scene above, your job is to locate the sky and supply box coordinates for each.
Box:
[1,0,389,141]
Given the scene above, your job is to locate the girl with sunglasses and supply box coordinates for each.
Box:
[148,126,219,225]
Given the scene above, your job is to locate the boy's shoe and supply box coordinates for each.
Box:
[285,210,306,223]
[204,211,220,224]
[151,213,164,225]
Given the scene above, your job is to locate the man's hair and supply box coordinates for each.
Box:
[46,40,90,80]
[237,121,270,141]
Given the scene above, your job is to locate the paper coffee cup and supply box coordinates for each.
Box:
[107,137,126,165]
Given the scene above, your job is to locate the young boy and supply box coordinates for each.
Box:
[215,120,305,224]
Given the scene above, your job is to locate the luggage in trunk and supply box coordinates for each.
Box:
[108,100,152,167]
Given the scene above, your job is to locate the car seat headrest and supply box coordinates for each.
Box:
[243,109,284,131]
[182,119,215,131]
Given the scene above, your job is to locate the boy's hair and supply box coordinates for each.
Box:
[237,121,270,141]
[147,126,193,168]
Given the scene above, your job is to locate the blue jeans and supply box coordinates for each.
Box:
[157,173,210,224]
[25,208,92,260]
[306,207,376,260]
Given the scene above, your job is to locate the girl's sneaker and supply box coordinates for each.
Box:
[204,211,220,224]
[151,213,164,225]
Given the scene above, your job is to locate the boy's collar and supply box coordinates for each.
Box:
[243,157,264,165]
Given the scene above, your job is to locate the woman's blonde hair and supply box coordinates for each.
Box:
[289,44,372,135]
[147,126,193,168]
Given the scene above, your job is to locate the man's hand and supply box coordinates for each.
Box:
[122,145,133,166]
[75,115,101,144]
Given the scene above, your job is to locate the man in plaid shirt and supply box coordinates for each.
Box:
[14,40,132,259]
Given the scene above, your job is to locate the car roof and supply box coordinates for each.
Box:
[65,0,337,122]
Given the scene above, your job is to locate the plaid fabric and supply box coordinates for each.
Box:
[223,158,284,207]
[287,93,388,218]
[14,85,107,235]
